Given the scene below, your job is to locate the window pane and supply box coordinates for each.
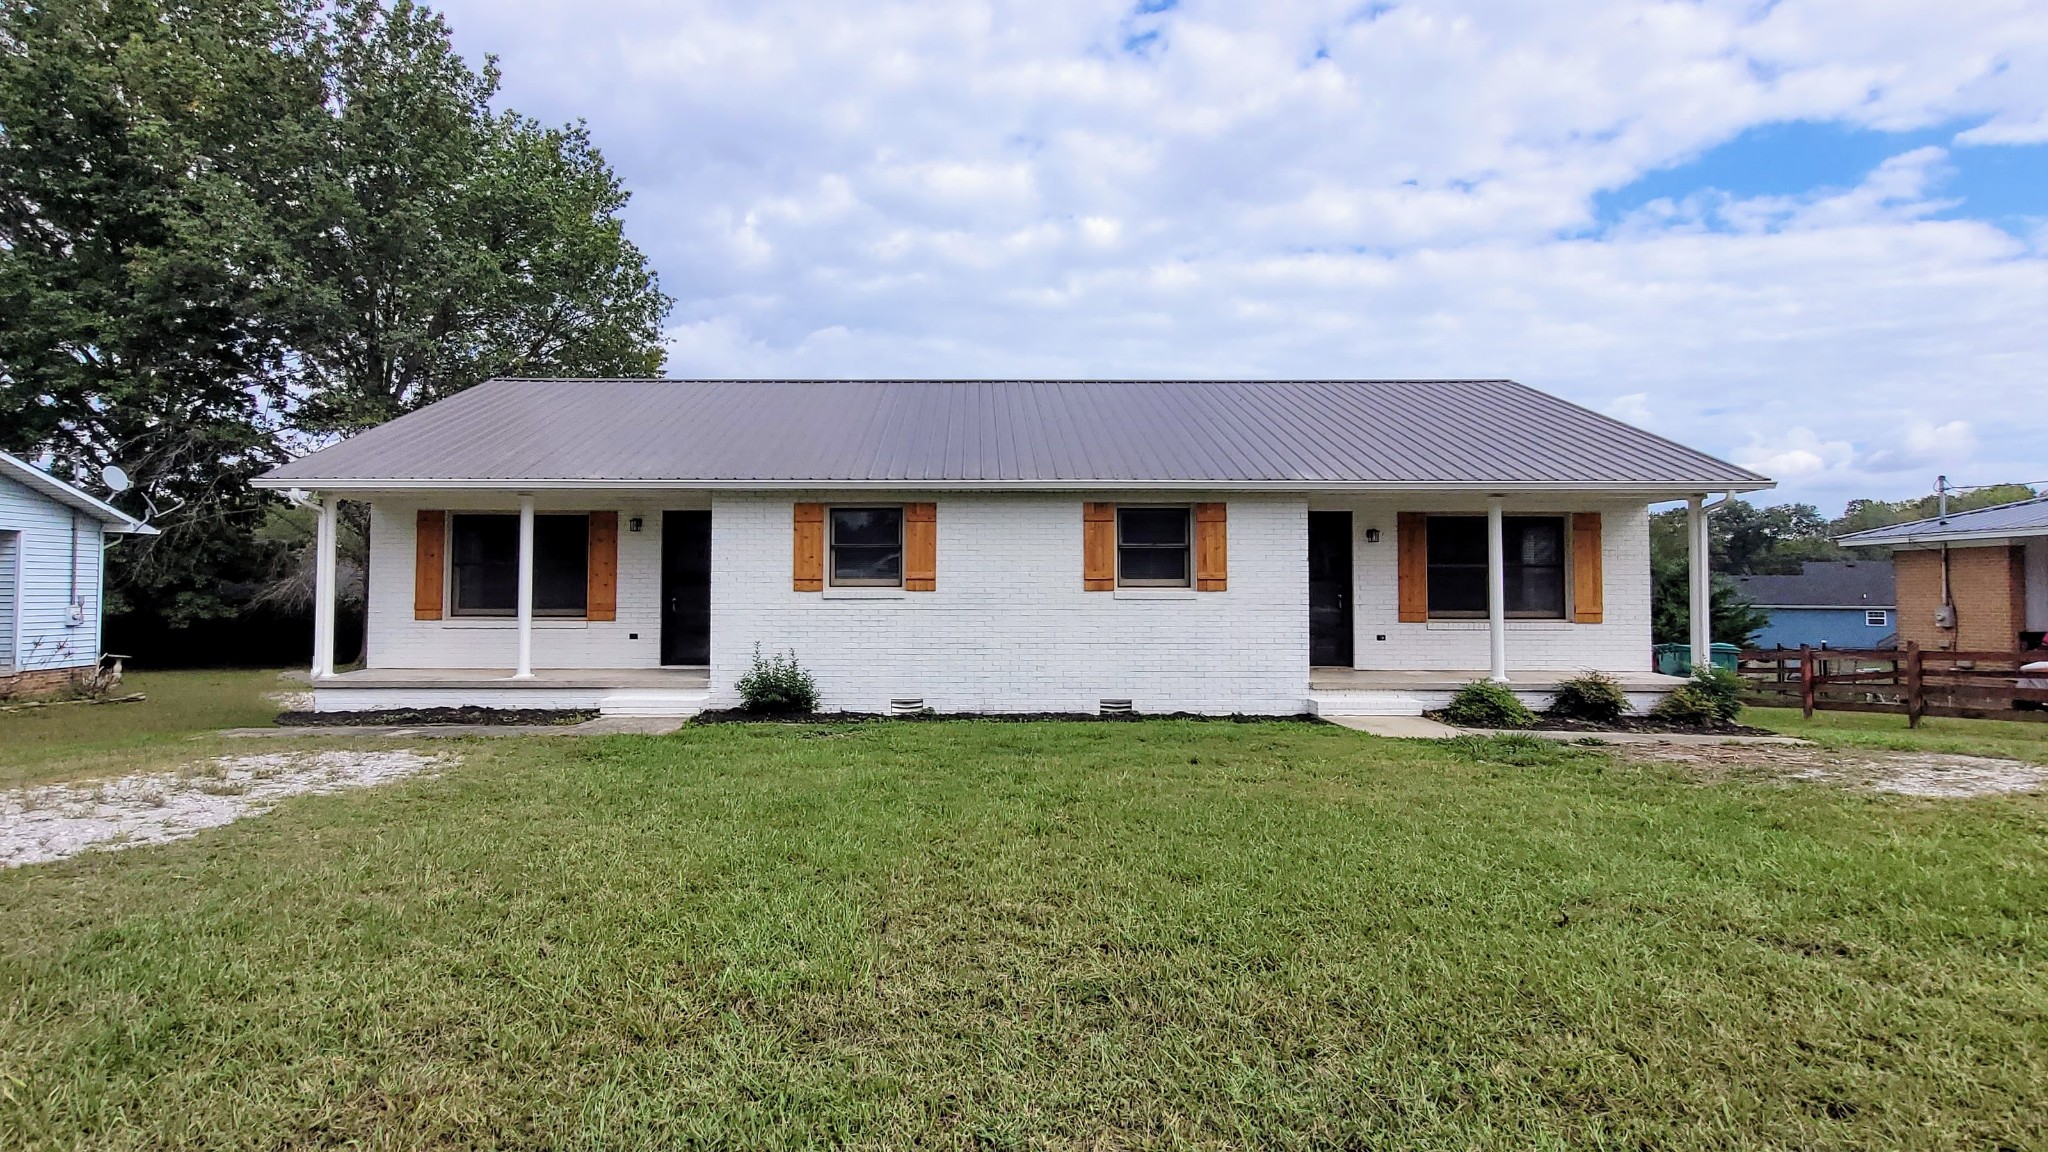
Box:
[1118,507,1189,545]
[1506,567,1564,615]
[1427,566,1487,614]
[833,545,901,584]
[1509,518,1562,565]
[451,515,517,614]
[1427,517,1487,565]
[832,507,901,547]
[534,515,588,613]
[1119,546,1188,584]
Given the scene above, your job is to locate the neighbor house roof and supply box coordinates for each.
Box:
[255,378,1773,493]
[0,451,156,534]
[1835,496,2048,548]
[1728,561,1894,609]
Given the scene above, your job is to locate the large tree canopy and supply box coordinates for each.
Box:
[0,0,671,634]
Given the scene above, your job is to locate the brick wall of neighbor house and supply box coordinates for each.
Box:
[1894,545,2029,652]
[1320,496,1654,671]
[708,492,1310,714]
[364,493,703,669]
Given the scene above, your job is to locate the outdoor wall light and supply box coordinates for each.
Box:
[628,516,644,533]
[1364,527,1381,543]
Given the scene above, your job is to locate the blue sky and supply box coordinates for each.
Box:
[430,0,2048,513]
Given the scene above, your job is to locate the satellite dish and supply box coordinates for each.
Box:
[101,465,131,494]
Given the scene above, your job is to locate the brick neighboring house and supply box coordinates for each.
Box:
[254,378,1774,718]
[1729,560,1895,650]
[1837,496,2048,653]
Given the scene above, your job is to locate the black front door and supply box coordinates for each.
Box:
[661,511,711,666]
[1309,511,1353,667]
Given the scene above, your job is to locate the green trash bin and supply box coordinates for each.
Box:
[1653,642,1741,675]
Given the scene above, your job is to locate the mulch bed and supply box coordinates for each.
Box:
[277,707,598,727]
[1424,711,1776,737]
[692,709,1325,725]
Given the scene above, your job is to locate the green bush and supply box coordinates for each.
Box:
[1685,663,1745,722]
[1546,670,1631,723]
[1651,684,1723,726]
[1441,680,1536,729]
[736,645,819,714]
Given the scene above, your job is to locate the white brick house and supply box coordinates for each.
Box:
[256,379,1771,717]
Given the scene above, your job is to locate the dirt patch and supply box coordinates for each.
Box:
[1614,742,2048,799]
[1425,712,1776,737]
[1,749,444,868]
[278,706,595,727]
[692,709,1325,725]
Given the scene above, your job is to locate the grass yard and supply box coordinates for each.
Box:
[1748,705,2048,766]
[3,718,2044,1149]
[0,668,284,789]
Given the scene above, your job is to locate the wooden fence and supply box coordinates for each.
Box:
[1737,644,2048,726]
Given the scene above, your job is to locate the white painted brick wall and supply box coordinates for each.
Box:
[708,492,1310,714]
[364,493,701,670]
[1327,497,1653,671]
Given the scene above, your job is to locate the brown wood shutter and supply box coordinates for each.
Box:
[413,510,445,620]
[1083,503,1116,590]
[793,503,824,591]
[1194,503,1227,590]
[1396,512,1428,623]
[904,503,937,590]
[1571,512,1603,623]
[586,512,618,621]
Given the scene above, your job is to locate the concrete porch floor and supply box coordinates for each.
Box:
[317,667,711,689]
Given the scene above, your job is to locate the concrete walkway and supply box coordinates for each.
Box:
[221,716,687,739]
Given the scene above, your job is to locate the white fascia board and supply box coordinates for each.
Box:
[0,451,156,533]
[253,476,1776,497]
[1856,531,2048,549]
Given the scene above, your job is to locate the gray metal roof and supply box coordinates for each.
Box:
[257,378,1772,492]
[1836,496,2048,546]
[1729,561,1894,608]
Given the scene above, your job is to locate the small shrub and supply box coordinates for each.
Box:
[1440,733,1587,766]
[1546,670,1631,724]
[736,645,819,714]
[1686,663,1745,722]
[1441,681,1536,729]
[1651,684,1723,726]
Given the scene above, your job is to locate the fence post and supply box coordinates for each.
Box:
[1800,644,1814,720]
[1904,641,1923,729]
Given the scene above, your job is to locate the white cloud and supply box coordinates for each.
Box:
[431,0,2048,512]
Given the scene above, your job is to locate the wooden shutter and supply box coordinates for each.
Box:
[1396,512,1428,623]
[1194,503,1227,591]
[1571,512,1603,623]
[586,512,618,621]
[904,503,937,591]
[793,503,824,591]
[413,510,445,620]
[1083,503,1116,590]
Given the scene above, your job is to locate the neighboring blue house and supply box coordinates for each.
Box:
[1730,560,1896,650]
[0,451,155,698]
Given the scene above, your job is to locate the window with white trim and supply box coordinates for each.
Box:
[829,507,903,587]
[449,513,588,617]
[1865,609,1889,627]
[1116,506,1191,587]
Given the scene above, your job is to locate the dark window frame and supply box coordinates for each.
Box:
[1425,514,1569,620]
[447,512,590,618]
[1116,505,1193,588]
[828,506,905,588]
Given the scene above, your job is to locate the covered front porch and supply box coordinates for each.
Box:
[313,666,710,716]
[1307,667,1690,717]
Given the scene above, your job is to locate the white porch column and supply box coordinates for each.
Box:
[312,495,337,679]
[514,494,535,679]
[1688,495,1711,671]
[1486,497,1508,683]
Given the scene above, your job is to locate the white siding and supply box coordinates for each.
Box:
[0,531,17,670]
[707,492,1309,714]
[1323,496,1654,672]
[363,492,700,670]
[0,473,102,672]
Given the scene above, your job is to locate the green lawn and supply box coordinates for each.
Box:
[0,667,285,788]
[3,719,2043,1149]
[1748,705,2048,765]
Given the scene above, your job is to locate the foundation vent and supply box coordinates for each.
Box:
[1098,698,1134,716]
[889,697,928,716]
